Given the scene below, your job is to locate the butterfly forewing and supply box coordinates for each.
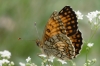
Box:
[59,6,78,36]
[43,12,60,42]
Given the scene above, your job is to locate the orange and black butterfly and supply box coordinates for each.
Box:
[36,6,83,60]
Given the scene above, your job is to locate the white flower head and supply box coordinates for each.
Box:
[87,59,91,63]
[86,11,96,21]
[86,10,100,25]
[94,21,98,25]
[57,59,67,64]
[88,63,90,65]
[84,63,87,66]
[30,63,37,66]
[48,56,55,62]
[19,62,25,66]
[41,62,44,66]
[72,62,76,66]
[10,61,14,65]
[46,64,52,66]
[98,15,100,19]
[0,59,10,65]
[86,12,95,22]
[92,58,97,62]
[0,50,11,59]
[0,63,2,66]
[0,60,2,63]
[87,43,94,48]
[26,56,31,62]
[95,10,100,15]
[38,54,47,58]
[75,11,83,20]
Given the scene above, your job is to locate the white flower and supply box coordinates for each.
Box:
[0,63,2,66]
[19,62,25,66]
[84,63,87,66]
[95,10,100,15]
[1,59,10,64]
[98,15,100,19]
[3,59,9,63]
[57,59,67,64]
[72,62,76,66]
[38,54,47,58]
[87,60,91,63]
[41,62,44,66]
[46,64,52,66]
[31,63,37,66]
[48,56,55,62]
[86,12,95,22]
[86,10,100,29]
[0,50,11,59]
[86,11,98,22]
[92,58,97,62]
[75,11,83,20]
[87,43,94,48]
[94,21,98,25]
[43,59,47,63]
[0,60,3,65]
[88,63,90,65]
[26,56,31,62]
[86,10,100,23]
[0,60,2,62]
[10,61,14,65]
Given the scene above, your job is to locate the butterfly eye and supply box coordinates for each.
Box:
[36,40,40,47]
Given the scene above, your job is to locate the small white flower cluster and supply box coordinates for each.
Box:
[26,57,31,63]
[48,56,55,63]
[87,43,94,48]
[86,11,100,22]
[38,54,47,58]
[86,10,100,28]
[0,50,14,66]
[76,10,100,29]
[0,50,11,59]
[57,59,67,64]
[19,56,37,66]
[39,54,67,66]
[84,58,97,66]
[75,11,83,20]
[86,43,94,50]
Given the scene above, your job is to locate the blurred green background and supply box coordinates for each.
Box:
[0,0,100,66]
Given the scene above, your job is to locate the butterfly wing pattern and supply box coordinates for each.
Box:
[58,6,83,57]
[36,6,83,60]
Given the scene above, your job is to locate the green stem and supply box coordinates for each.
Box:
[52,61,55,66]
[90,61,95,66]
[68,60,74,66]
[88,27,98,43]
[86,48,89,66]
[87,28,93,43]
[56,59,62,66]
[85,26,99,66]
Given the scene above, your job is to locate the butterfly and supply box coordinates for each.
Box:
[36,6,83,60]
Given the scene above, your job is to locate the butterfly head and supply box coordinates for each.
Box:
[36,39,42,48]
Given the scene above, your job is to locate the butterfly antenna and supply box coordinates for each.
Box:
[34,22,40,39]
